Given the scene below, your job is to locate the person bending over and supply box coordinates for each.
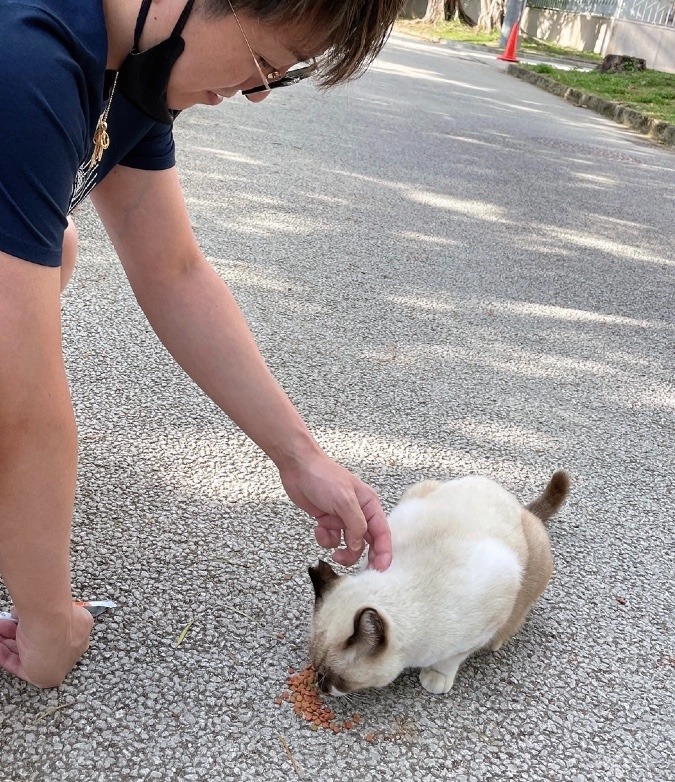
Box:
[0,0,403,688]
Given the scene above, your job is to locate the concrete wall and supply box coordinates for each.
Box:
[521,9,610,53]
[521,7,675,73]
[609,20,675,74]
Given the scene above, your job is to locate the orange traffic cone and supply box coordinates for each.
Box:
[497,22,521,63]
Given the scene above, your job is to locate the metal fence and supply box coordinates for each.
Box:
[526,0,675,26]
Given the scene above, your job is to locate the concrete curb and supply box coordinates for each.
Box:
[506,64,675,147]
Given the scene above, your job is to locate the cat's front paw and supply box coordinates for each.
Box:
[419,667,454,694]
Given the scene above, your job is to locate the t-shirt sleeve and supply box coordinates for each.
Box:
[89,91,176,186]
[119,121,176,171]
[0,10,90,267]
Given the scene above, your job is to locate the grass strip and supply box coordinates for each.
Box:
[525,65,675,124]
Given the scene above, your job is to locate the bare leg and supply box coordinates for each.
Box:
[60,216,78,293]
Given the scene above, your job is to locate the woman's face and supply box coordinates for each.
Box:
[166,9,320,108]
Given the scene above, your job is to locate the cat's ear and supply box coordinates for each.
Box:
[350,607,387,655]
[308,560,339,601]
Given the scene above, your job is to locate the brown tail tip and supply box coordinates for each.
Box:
[526,470,571,522]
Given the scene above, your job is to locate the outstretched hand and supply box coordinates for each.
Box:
[279,453,392,571]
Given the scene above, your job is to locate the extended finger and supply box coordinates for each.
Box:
[315,525,341,549]
[0,619,18,640]
[313,515,344,530]
[336,494,368,553]
[0,638,18,655]
[314,513,343,549]
[359,494,392,571]
[332,541,366,568]
[0,642,26,681]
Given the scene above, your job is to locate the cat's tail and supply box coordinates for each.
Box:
[526,470,570,523]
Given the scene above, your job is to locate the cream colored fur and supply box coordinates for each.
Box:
[309,472,569,696]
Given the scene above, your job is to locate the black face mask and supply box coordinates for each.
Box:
[117,0,195,125]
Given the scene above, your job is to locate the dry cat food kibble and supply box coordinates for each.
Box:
[275,665,362,733]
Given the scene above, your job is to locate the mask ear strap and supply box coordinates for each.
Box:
[132,0,196,53]
[171,0,196,37]
[132,0,154,52]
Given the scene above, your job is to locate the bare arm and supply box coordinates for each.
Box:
[90,165,391,569]
[0,251,93,687]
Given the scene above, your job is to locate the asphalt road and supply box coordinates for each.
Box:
[1,33,673,782]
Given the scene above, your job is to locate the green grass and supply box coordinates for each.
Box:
[396,18,500,46]
[526,65,675,124]
[518,35,601,62]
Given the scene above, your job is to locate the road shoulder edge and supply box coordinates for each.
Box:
[506,64,675,147]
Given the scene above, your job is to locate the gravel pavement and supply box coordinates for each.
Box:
[1,33,673,782]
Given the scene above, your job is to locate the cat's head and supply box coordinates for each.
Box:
[308,560,402,695]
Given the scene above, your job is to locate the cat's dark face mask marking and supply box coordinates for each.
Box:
[117,0,195,124]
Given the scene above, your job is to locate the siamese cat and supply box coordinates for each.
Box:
[309,470,570,695]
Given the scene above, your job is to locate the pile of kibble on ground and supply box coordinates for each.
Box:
[275,665,375,740]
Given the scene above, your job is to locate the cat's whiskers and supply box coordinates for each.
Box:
[339,691,362,709]
[316,670,328,694]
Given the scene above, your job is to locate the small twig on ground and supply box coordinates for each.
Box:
[176,618,196,646]
[227,606,264,625]
[31,703,74,726]
[214,559,252,569]
[278,735,303,780]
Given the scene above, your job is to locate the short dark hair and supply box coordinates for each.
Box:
[200,0,405,87]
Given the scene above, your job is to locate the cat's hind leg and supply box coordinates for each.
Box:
[490,509,553,651]
[419,651,472,694]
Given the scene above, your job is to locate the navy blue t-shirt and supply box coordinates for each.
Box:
[0,0,176,267]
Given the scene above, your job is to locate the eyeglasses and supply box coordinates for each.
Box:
[241,62,317,95]
[227,0,317,96]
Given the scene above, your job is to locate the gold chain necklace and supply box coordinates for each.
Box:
[88,71,119,170]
